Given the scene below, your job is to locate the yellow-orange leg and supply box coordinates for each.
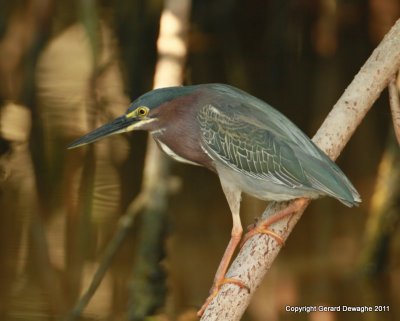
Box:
[196,232,249,317]
[241,198,308,247]
[197,178,248,317]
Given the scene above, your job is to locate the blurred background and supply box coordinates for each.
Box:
[0,0,399,320]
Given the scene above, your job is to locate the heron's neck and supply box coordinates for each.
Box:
[152,134,201,166]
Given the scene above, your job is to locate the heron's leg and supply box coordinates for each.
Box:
[241,198,308,247]
[197,182,248,317]
[212,185,242,286]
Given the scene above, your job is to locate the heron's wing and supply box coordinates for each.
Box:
[197,104,310,188]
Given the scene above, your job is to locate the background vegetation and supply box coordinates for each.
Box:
[0,0,399,320]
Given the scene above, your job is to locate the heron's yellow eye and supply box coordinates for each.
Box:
[126,106,149,119]
[137,106,149,117]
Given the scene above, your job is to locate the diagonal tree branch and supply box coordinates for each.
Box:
[201,18,400,321]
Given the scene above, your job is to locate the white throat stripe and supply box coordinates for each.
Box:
[156,140,200,166]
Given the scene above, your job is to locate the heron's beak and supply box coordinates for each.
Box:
[67,115,142,149]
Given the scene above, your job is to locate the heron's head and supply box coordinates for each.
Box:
[68,85,197,149]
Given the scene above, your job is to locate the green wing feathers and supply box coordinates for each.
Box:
[198,104,361,206]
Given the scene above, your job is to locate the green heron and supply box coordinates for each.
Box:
[68,83,361,315]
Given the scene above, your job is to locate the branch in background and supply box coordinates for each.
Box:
[128,144,171,321]
[357,70,400,277]
[201,18,400,321]
[359,134,400,276]
[67,0,191,319]
[389,76,400,145]
[129,0,191,319]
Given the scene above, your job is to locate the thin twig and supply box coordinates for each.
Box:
[65,192,148,321]
[201,17,400,321]
[388,75,400,145]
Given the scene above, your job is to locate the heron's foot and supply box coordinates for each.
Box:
[197,278,249,317]
[240,199,309,248]
[240,225,284,248]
